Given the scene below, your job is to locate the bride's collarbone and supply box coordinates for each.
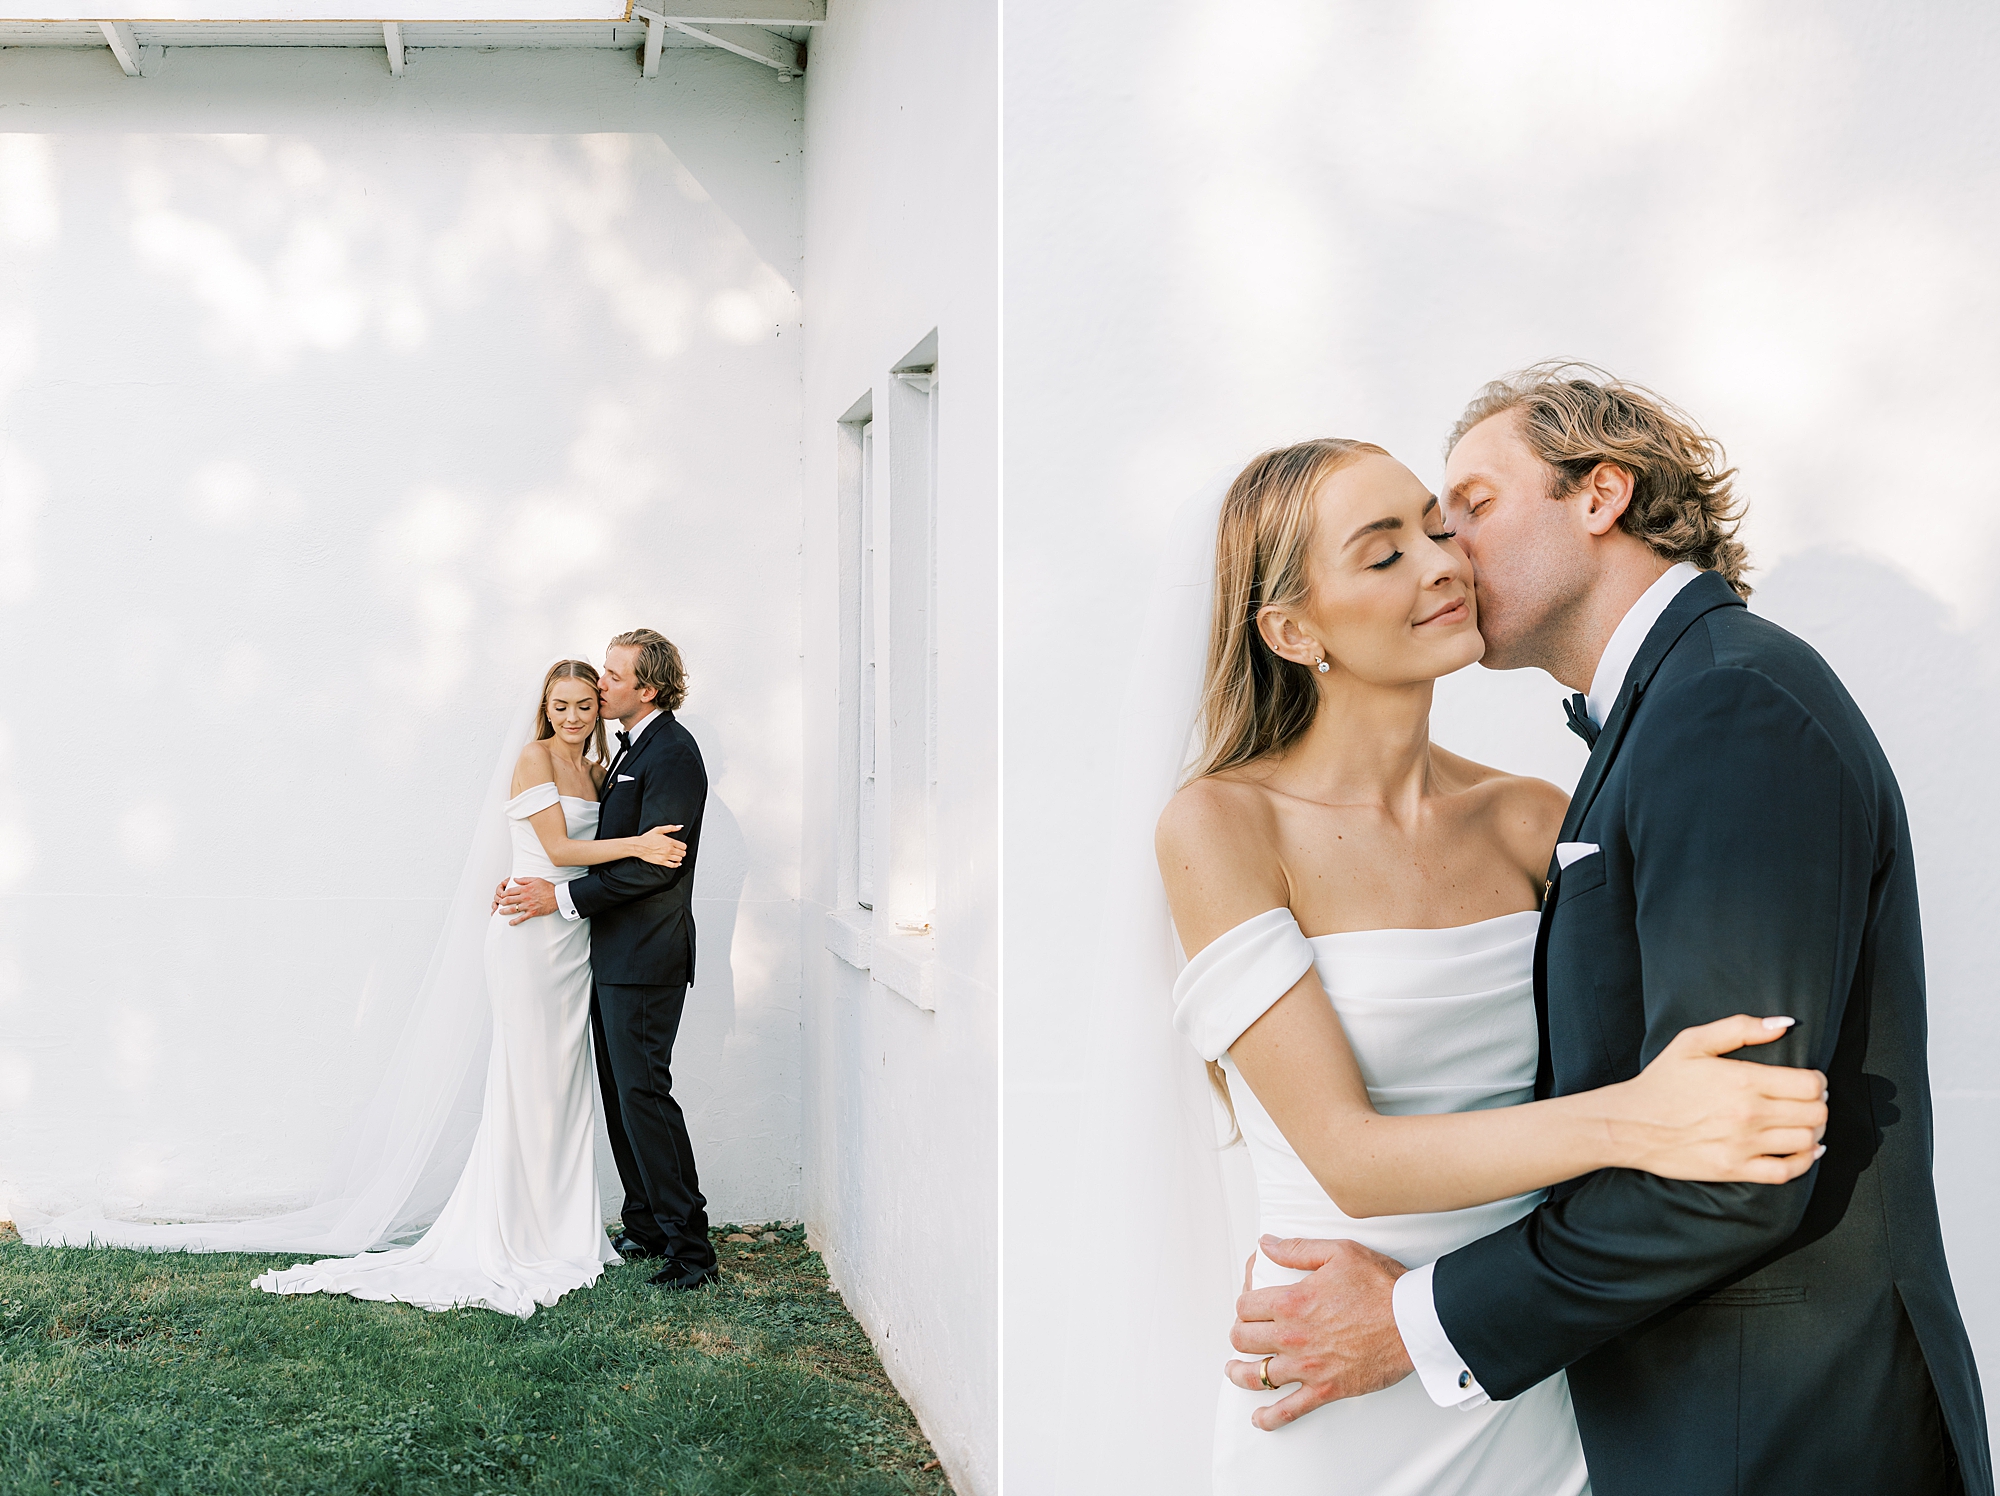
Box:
[1276,825,1531,935]
[555,768,600,802]
[516,744,601,804]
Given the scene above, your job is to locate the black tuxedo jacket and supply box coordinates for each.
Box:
[1432,571,1990,1495]
[567,710,705,988]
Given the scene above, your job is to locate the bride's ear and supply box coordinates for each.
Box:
[1256,605,1322,672]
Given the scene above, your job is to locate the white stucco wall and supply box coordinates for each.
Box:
[798,1,998,1492]
[0,45,807,1230]
[1003,1,2000,1486]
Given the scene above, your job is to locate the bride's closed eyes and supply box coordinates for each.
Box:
[1366,529,1458,572]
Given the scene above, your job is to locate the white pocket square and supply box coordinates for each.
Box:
[1556,842,1600,869]
[616,774,636,783]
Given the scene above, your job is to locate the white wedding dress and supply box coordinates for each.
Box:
[1174,906,1591,1496]
[253,781,619,1318]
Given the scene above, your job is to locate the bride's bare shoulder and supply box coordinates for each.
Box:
[1157,773,1289,949]
[510,739,556,795]
[1156,771,1279,864]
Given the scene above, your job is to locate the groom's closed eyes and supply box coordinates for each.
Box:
[1441,480,1492,525]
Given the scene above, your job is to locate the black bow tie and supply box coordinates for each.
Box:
[606,729,634,785]
[1563,692,1601,748]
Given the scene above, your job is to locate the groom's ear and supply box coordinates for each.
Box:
[1577,461,1636,537]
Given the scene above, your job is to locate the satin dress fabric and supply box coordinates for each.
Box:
[253,783,619,1318]
[1175,908,1591,1496]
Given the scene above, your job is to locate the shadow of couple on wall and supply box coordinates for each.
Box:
[1749,547,1998,1285]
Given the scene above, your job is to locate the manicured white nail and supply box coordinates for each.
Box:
[1812,1144,1826,1159]
[1762,1016,1796,1030]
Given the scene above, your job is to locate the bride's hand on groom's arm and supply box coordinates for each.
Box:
[1224,1237,1412,1430]
[630,825,686,867]
[1613,1015,1829,1184]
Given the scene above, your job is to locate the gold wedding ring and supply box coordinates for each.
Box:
[1258,1355,1277,1391]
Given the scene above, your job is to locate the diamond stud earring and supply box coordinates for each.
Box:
[1315,657,1330,674]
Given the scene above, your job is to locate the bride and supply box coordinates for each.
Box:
[1154,440,1829,1493]
[20,660,685,1321]
[252,660,686,1317]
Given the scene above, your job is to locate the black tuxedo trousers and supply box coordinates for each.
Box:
[567,711,713,1266]
[1431,572,1991,1496]
[590,980,711,1265]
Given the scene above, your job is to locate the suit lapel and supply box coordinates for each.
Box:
[602,710,674,809]
[1555,570,1744,844]
[1535,571,1745,1096]
[1532,879,1557,1097]
[1555,679,1641,847]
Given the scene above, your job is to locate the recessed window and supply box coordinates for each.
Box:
[857,416,878,911]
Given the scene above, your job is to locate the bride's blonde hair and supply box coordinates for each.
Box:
[537,659,611,769]
[1188,438,1389,785]
[1186,438,1389,1126]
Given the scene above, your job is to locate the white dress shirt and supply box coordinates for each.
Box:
[1392,560,1704,1409]
[1586,561,1702,731]
[553,707,660,923]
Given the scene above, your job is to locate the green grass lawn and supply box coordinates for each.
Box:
[0,1220,950,1496]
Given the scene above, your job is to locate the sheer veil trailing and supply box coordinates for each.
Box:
[16,689,546,1255]
[1052,476,1256,1489]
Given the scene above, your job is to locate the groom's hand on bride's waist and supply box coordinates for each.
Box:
[494,877,556,925]
[1225,1236,1413,1430]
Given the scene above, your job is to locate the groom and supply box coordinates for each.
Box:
[502,628,717,1291]
[1226,367,1991,1494]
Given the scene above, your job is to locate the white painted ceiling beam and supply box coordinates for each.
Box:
[639,6,661,76]
[0,19,691,44]
[381,18,402,72]
[6,0,822,20]
[654,0,820,21]
[95,17,140,72]
[659,17,797,72]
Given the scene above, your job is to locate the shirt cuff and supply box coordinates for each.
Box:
[554,883,581,922]
[1392,1261,1490,1410]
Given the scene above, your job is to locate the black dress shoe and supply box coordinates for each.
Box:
[647,1259,720,1291]
[612,1234,671,1261]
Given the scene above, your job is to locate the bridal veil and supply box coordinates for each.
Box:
[16,693,546,1256]
[1044,476,1254,1490]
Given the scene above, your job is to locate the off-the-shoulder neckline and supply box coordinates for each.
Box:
[1300,908,1539,941]
[506,785,600,806]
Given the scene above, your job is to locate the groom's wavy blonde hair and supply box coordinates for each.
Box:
[537,659,612,768]
[1186,437,1389,1129]
[1448,361,1753,597]
[609,628,688,713]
